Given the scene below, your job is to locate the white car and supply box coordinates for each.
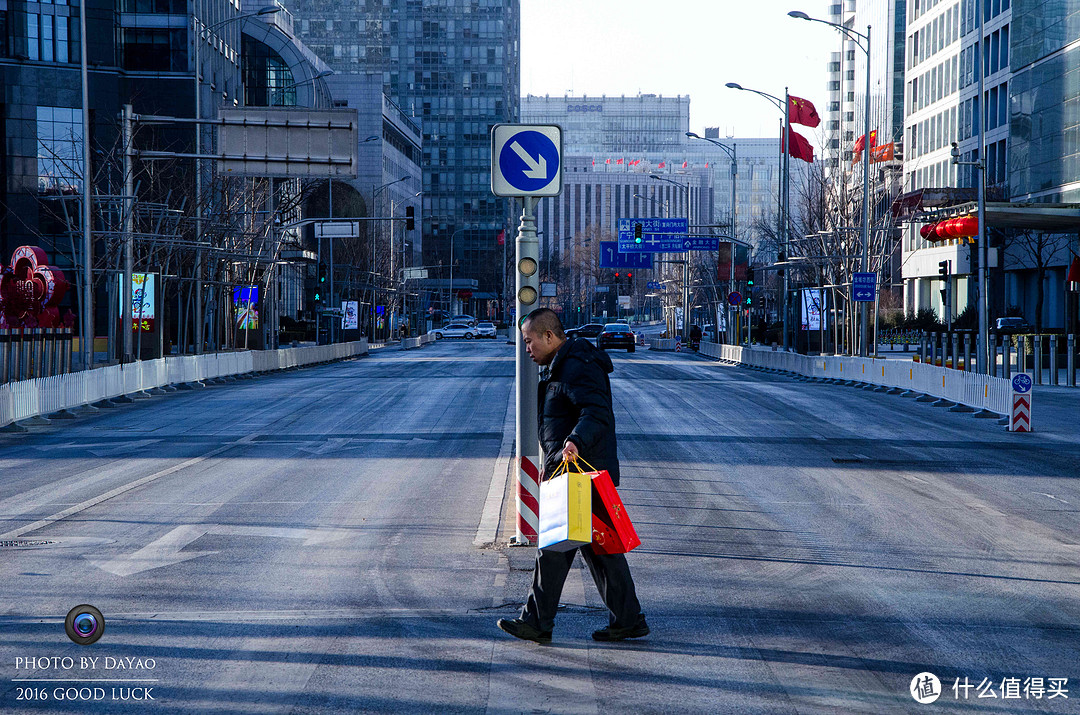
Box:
[450,314,478,327]
[433,323,477,339]
[476,322,497,338]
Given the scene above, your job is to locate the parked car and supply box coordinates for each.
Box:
[700,324,717,342]
[597,323,636,352]
[450,314,478,327]
[476,322,497,338]
[433,323,477,339]
[991,317,1033,334]
[565,323,605,340]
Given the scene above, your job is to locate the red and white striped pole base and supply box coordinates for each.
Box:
[516,455,540,543]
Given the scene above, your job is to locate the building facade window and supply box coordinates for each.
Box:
[37,106,83,194]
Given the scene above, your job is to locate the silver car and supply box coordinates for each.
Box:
[433,323,477,339]
[476,322,497,338]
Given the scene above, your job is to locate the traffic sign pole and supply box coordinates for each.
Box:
[515,196,541,545]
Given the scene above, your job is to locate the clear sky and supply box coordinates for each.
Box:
[520,0,835,147]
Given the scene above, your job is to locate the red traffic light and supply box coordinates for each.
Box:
[627,272,633,279]
[615,272,620,278]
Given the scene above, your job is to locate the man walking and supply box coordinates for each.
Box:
[497,308,648,644]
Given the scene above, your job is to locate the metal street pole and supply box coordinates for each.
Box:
[783,87,791,351]
[122,104,134,363]
[860,26,872,358]
[977,0,989,374]
[514,197,540,545]
[329,178,334,343]
[79,0,93,369]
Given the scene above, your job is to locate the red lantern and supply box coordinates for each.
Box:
[942,218,961,237]
[934,221,951,239]
[956,215,978,236]
[919,224,934,239]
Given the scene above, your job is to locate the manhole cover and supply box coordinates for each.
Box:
[0,540,56,548]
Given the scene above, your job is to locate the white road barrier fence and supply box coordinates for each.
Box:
[0,341,367,429]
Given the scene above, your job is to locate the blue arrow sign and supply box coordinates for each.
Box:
[852,272,877,302]
[494,128,560,195]
[599,242,653,269]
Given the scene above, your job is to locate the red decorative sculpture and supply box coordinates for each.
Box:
[0,246,72,328]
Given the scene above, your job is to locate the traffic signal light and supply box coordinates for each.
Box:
[634,222,643,244]
[318,263,327,284]
[614,272,620,279]
[405,205,415,231]
[626,271,633,280]
[938,260,950,278]
[745,295,752,306]
[747,268,755,287]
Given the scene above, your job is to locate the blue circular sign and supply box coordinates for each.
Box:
[1011,373,1032,394]
[498,130,560,193]
[727,291,742,307]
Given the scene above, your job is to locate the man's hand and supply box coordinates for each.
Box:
[561,440,580,462]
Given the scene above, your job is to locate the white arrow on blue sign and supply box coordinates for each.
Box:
[1011,373,1032,394]
[490,124,563,197]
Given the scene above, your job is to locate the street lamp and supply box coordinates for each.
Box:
[192,5,280,354]
[788,10,872,357]
[687,131,739,344]
[368,175,409,338]
[649,173,692,343]
[447,224,476,318]
[268,69,334,106]
[725,81,793,350]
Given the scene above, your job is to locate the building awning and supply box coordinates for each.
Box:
[893,187,1080,230]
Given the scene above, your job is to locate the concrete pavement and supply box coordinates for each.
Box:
[2,340,1078,713]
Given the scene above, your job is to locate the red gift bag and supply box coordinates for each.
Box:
[571,457,640,555]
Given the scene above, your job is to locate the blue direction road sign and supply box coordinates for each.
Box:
[617,217,690,252]
[491,124,562,197]
[646,280,662,290]
[599,242,653,269]
[1011,373,1032,394]
[853,272,877,302]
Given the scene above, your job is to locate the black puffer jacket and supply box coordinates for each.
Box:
[537,337,620,486]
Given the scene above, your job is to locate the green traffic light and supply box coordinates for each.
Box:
[635,237,642,244]
[314,293,321,301]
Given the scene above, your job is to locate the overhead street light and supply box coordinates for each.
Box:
[788,9,872,357]
[649,173,692,343]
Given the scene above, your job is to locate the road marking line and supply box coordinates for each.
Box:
[0,433,260,540]
[474,387,515,547]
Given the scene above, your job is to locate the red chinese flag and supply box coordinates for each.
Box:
[605,158,611,164]
[496,230,505,246]
[789,96,821,128]
[785,127,815,163]
[682,161,688,168]
[781,127,812,164]
[616,158,623,165]
[658,161,666,168]
[853,134,866,153]
[869,129,878,148]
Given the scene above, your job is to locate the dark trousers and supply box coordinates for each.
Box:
[520,544,643,633]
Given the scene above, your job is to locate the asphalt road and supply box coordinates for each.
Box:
[1,340,1078,714]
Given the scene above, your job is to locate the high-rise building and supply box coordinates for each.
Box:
[287,0,521,314]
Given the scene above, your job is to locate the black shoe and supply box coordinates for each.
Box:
[497,618,552,644]
[592,617,649,642]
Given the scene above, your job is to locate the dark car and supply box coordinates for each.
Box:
[565,323,605,340]
[991,317,1033,334]
[597,323,636,352]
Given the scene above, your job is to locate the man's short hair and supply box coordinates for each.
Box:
[522,308,565,339]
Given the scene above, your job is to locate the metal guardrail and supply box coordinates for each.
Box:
[699,341,1012,416]
[0,340,368,429]
[648,338,680,351]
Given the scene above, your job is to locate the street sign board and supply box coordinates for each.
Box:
[217,108,358,178]
[599,242,653,269]
[540,282,558,297]
[853,272,877,302]
[727,291,742,307]
[490,124,563,197]
[646,281,662,290]
[616,218,689,252]
[403,267,428,280]
[1011,373,1032,394]
[315,221,360,239]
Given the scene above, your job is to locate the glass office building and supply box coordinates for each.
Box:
[287,0,521,309]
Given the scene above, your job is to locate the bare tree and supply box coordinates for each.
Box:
[1001,228,1073,332]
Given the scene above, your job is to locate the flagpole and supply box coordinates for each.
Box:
[860,25,872,358]
[783,87,791,351]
